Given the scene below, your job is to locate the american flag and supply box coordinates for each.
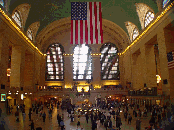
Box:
[71,2,103,44]
[167,50,174,69]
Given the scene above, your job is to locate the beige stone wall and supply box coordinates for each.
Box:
[0,34,9,86]
[121,8,174,99]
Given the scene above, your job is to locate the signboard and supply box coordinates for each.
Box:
[1,94,6,101]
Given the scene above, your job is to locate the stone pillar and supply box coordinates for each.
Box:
[154,45,162,95]
[92,55,101,87]
[157,29,170,96]
[119,55,125,87]
[10,45,25,88]
[40,56,46,86]
[140,46,147,87]
[64,55,73,88]
[0,35,9,86]
[145,45,156,88]
[24,53,35,91]
[132,50,143,89]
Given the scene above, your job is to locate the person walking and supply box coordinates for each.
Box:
[91,112,94,122]
[15,110,19,122]
[29,109,32,121]
[92,120,97,130]
[104,118,108,130]
[60,120,65,130]
[42,112,46,122]
[128,114,132,124]
[58,114,61,126]
[22,110,26,121]
[0,108,2,117]
[85,113,89,123]
[136,118,141,130]
[124,111,128,121]
[108,119,112,129]
[96,118,100,129]
[77,120,81,128]
[29,120,34,130]
[116,115,122,130]
[135,111,137,118]
[49,109,52,120]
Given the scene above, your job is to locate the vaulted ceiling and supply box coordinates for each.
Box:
[9,0,158,36]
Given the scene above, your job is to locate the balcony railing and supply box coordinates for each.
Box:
[128,87,157,96]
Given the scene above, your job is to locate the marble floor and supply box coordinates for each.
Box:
[0,106,155,130]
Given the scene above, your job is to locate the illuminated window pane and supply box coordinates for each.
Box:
[163,0,170,8]
[46,44,64,81]
[0,0,4,7]
[132,28,139,41]
[12,11,22,28]
[73,44,92,80]
[100,43,119,80]
[27,28,33,40]
[48,72,53,74]
[144,11,154,28]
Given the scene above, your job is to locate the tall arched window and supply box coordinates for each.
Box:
[163,0,170,8]
[12,11,22,28]
[132,28,139,41]
[46,43,64,81]
[0,0,4,7]
[144,11,154,28]
[73,44,92,80]
[100,43,119,80]
[27,28,33,40]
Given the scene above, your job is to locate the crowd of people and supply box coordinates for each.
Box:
[1,100,174,130]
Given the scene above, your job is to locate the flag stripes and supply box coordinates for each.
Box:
[167,50,174,69]
[71,2,103,44]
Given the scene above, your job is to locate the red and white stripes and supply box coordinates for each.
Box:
[71,2,103,45]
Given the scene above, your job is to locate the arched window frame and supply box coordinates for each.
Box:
[12,10,22,28]
[73,44,92,81]
[27,28,33,41]
[163,0,170,8]
[132,27,139,41]
[144,11,155,28]
[100,43,119,80]
[45,43,64,81]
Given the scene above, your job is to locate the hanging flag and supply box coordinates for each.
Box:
[167,50,174,69]
[71,2,103,44]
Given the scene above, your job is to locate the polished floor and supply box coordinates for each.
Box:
[0,106,160,130]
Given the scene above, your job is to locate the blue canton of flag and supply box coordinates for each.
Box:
[167,50,174,69]
[71,2,87,20]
